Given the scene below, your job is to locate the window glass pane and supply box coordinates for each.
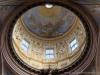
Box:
[46,48,54,54]
[49,49,54,54]
[70,39,77,47]
[75,44,78,48]
[21,39,29,52]
[46,50,50,54]
[50,55,54,59]
[45,55,50,59]
[45,48,54,59]
[70,38,78,51]
[72,45,76,51]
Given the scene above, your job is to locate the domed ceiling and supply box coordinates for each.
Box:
[12,4,87,70]
[21,5,76,38]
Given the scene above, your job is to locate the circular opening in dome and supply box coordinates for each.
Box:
[11,4,88,72]
[45,4,53,8]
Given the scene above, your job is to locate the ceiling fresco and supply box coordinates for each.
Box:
[0,0,98,75]
[21,5,76,38]
[12,5,87,69]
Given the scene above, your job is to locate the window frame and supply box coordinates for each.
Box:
[69,38,79,52]
[20,39,29,52]
[45,48,55,59]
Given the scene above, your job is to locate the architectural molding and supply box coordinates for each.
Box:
[0,0,98,75]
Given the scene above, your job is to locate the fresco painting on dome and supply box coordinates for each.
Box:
[12,5,87,69]
[22,6,76,38]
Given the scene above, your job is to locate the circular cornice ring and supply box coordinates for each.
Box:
[1,0,97,75]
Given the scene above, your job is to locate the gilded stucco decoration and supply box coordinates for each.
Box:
[12,5,86,70]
